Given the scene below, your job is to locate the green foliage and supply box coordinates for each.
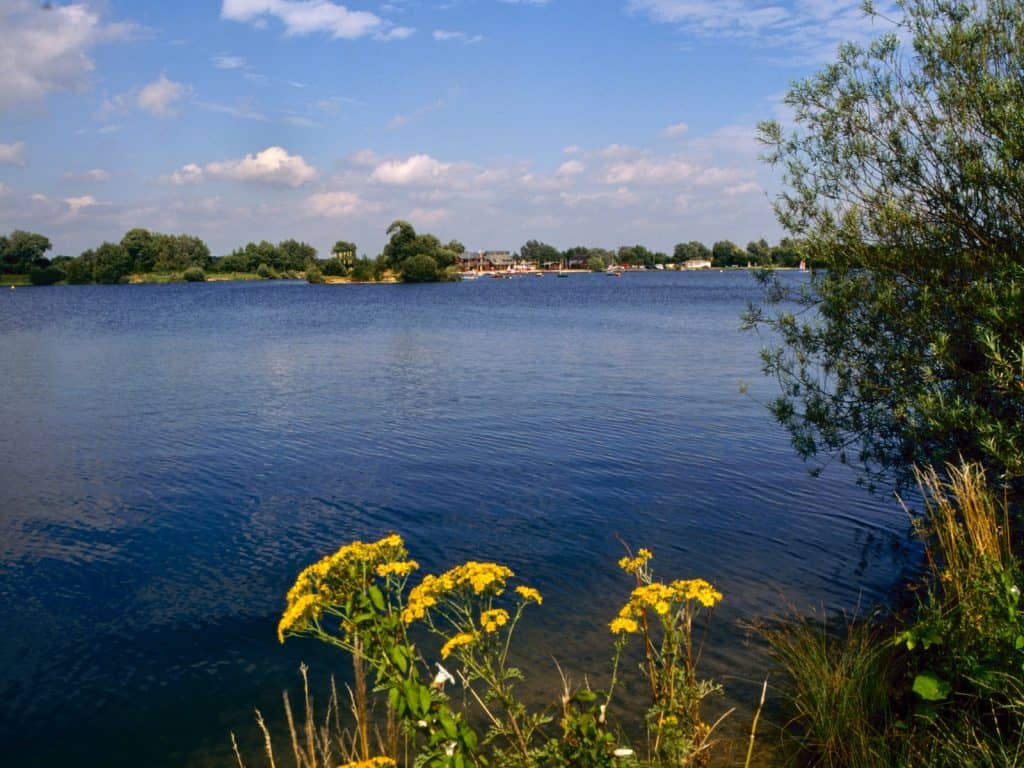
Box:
[62,256,94,284]
[673,241,710,264]
[256,263,277,280]
[617,245,656,268]
[28,265,64,285]
[331,240,357,266]
[711,240,747,267]
[587,255,606,272]
[349,257,378,282]
[750,0,1024,492]
[321,257,349,277]
[1,230,52,274]
[761,612,899,767]
[183,266,206,282]
[91,242,133,284]
[766,464,1024,767]
[383,221,462,281]
[400,254,439,283]
[305,266,325,284]
[520,240,561,268]
[277,537,724,768]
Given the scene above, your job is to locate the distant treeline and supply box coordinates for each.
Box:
[0,225,809,286]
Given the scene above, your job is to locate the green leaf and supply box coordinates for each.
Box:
[912,672,951,702]
[390,644,409,675]
[418,684,432,717]
[1015,635,1024,651]
[368,585,386,611]
[439,710,458,739]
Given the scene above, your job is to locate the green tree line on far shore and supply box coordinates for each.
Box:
[1,224,810,287]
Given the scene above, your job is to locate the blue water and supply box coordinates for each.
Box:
[0,272,910,766]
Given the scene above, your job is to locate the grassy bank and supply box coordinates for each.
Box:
[762,464,1023,767]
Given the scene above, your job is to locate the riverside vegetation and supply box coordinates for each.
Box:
[0,222,805,288]
[243,535,734,768]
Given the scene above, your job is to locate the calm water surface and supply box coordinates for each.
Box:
[0,272,911,766]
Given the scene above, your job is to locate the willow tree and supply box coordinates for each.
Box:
[747,0,1024,493]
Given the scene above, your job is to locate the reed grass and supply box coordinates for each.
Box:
[232,664,366,768]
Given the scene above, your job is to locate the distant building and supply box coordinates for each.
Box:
[682,259,713,270]
[459,250,515,271]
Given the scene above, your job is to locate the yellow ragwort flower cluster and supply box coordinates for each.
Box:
[618,548,654,574]
[515,585,543,605]
[376,560,419,578]
[278,533,412,642]
[338,758,397,768]
[609,578,722,635]
[440,631,476,659]
[402,561,515,624]
[479,608,510,633]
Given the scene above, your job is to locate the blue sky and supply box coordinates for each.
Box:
[0,0,895,258]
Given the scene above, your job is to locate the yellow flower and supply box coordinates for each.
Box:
[618,547,653,574]
[479,608,510,633]
[440,632,476,659]
[609,616,640,634]
[515,585,543,605]
[338,758,397,768]
[402,561,515,624]
[277,593,323,643]
[670,578,723,607]
[375,560,419,578]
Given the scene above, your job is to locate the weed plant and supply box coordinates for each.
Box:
[261,537,729,768]
[764,463,1024,767]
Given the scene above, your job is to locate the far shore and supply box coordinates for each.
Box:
[1,264,807,289]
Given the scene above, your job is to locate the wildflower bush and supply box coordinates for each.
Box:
[277,535,724,768]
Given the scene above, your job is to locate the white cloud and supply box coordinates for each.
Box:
[64,195,101,216]
[282,115,321,127]
[371,154,451,186]
[163,147,317,187]
[194,99,269,121]
[137,74,190,117]
[206,146,318,186]
[212,54,248,69]
[724,180,762,195]
[628,0,897,61]
[163,163,205,185]
[561,187,637,207]
[0,141,26,166]
[408,207,450,226]
[661,121,689,138]
[562,145,581,155]
[64,168,112,182]
[221,0,384,39]
[0,0,133,112]
[307,190,366,216]
[601,156,696,185]
[597,144,640,159]
[433,29,483,43]
[556,160,585,177]
[376,26,415,41]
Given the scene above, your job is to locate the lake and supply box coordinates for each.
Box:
[0,272,912,766]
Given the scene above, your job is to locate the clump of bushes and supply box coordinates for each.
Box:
[29,265,64,285]
[305,266,325,284]
[399,254,439,283]
[764,463,1024,767]
[256,263,278,280]
[183,266,206,282]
